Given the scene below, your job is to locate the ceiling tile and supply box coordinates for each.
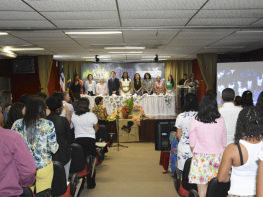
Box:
[1,0,34,11]
[187,18,259,26]
[122,19,188,27]
[0,21,54,28]
[0,11,46,20]
[9,32,68,38]
[251,18,263,26]
[195,9,263,18]
[25,0,117,11]
[203,0,263,9]
[118,0,207,10]
[52,19,120,27]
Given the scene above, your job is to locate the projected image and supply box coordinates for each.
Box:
[217,62,263,105]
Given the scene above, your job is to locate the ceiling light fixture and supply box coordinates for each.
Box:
[0,32,8,35]
[82,56,111,59]
[141,59,167,61]
[108,51,143,54]
[104,46,145,50]
[9,48,44,51]
[65,31,122,35]
[142,56,171,58]
[205,46,244,49]
[235,31,263,33]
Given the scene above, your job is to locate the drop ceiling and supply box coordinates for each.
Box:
[0,0,262,61]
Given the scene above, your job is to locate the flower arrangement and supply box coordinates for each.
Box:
[121,106,129,114]
[125,97,134,114]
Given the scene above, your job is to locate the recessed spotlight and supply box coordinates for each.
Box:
[108,51,143,54]
[105,46,145,50]
[9,48,44,51]
[0,32,8,35]
[65,31,122,35]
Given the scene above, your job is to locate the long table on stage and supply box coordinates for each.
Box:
[107,115,177,142]
[83,95,176,116]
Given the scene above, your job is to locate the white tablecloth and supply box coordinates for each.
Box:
[84,95,176,116]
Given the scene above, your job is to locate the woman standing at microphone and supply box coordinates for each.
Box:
[184,73,199,97]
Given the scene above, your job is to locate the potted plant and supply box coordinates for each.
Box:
[126,97,134,119]
[121,106,129,119]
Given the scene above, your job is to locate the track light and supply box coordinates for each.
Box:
[154,55,158,62]
[95,55,100,62]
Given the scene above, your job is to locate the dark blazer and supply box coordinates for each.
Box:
[108,78,120,95]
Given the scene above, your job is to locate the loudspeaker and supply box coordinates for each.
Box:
[155,121,176,151]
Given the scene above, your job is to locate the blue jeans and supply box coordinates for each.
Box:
[133,90,142,96]
[143,90,153,95]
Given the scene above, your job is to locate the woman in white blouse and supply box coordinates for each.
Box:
[96,78,107,96]
[85,74,96,96]
[120,72,131,96]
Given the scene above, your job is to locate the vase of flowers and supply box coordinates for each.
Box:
[121,106,129,119]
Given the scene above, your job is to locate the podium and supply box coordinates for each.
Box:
[176,85,191,110]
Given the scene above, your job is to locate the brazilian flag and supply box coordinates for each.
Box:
[67,67,71,92]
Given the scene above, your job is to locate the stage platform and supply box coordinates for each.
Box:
[107,115,177,142]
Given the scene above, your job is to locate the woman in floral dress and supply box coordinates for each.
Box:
[176,93,198,171]
[92,97,108,121]
[188,94,227,197]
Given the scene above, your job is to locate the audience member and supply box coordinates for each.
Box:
[219,88,242,146]
[0,106,37,197]
[71,97,99,189]
[72,92,80,111]
[62,91,74,116]
[188,94,227,197]
[0,90,12,123]
[206,89,217,98]
[143,73,153,95]
[176,93,198,171]
[165,74,176,96]
[218,107,263,197]
[85,74,96,96]
[234,95,242,107]
[133,73,143,96]
[241,90,254,108]
[92,97,107,122]
[256,91,263,110]
[20,94,31,105]
[108,71,119,96]
[154,76,164,95]
[4,102,25,129]
[11,96,59,193]
[120,72,131,96]
[36,92,47,101]
[96,77,107,96]
[69,74,84,97]
[46,97,72,181]
[52,91,71,123]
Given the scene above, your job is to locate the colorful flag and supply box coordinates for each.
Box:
[67,67,71,92]
[59,66,65,92]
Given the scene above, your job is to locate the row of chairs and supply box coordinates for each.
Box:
[174,158,230,197]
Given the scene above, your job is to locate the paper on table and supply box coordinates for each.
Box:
[96,142,107,147]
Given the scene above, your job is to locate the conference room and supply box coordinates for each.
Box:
[1,0,263,197]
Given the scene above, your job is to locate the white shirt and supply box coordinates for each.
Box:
[96,83,107,95]
[218,102,242,146]
[71,112,98,139]
[84,80,96,94]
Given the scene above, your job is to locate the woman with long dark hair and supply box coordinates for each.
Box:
[241,90,254,108]
[11,96,58,193]
[165,74,176,95]
[120,72,131,96]
[0,90,12,123]
[133,73,143,96]
[69,74,84,97]
[143,73,154,95]
[188,94,227,197]
[184,73,199,97]
[71,97,99,189]
[4,102,25,129]
[218,107,263,197]
[175,93,198,172]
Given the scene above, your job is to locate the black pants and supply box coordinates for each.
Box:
[75,137,96,189]
[88,91,95,96]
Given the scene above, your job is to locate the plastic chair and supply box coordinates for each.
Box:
[174,158,197,195]
[189,189,200,197]
[52,161,81,197]
[206,177,230,197]
[21,187,34,197]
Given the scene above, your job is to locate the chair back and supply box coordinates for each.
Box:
[206,177,230,197]
[51,161,67,196]
[189,189,200,197]
[96,124,109,142]
[182,158,198,191]
[69,143,86,173]
[21,187,34,197]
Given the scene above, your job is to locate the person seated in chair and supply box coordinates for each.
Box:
[0,106,37,197]
[72,92,80,111]
[92,97,107,122]
[46,97,72,181]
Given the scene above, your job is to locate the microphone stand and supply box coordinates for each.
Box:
[112,109,128,151]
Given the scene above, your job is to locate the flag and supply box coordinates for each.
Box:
[75,67,77,75]
[59,66,65,92]
[67,67,71,92]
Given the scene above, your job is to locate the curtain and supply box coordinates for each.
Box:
[196,53,218,90]
[164,60,192,85]
[38,55,53,96]
[60,61,92,91]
